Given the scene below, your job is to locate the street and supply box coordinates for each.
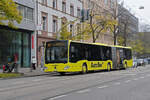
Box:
[0,66,150,100]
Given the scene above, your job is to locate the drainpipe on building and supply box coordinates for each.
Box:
[36,0,39,69]
[30,0,38,72]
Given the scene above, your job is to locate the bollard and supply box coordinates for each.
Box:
[14,63,18,73]
[32,63,36,70]
[3,65,6,73]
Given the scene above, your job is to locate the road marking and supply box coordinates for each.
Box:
[77,89,91,93]
[114,82,121,85]
[66,78,72,80]
[147,74,150,77]
[133,78,138,81]
[124,74,136,76]
[32,79,43,82]
[12,81,26,85]
[99,73,105,75]
[49,95,67,100]
[140,77,145,79]
[98,85,109,89]
[125,80,131,83]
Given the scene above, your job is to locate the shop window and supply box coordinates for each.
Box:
[0,28,31,68]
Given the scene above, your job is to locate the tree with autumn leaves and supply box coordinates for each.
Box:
[0,0,22,28]
[58,4,117,43]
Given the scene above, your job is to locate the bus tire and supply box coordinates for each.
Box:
[59,72,66,75]
[81,64,87,74]
[107,63,111,71]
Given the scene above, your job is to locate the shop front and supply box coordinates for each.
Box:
[0,27,31,68]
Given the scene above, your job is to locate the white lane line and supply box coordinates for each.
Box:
[65,78,72,80]
[114,82,121,85]
[49,95,67,100]
[124,74,136,76]
[125,80,131,83]
[133,78,138,81]
[0,88,11,91]
[77,89,91,93]
[32,79,43,82]
[140,77,145,79]
[99,73,105,75]
[98,85,109,89]
[12,81,26,85]
[147,74,150,77]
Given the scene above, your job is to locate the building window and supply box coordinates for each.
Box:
[18,4,34,21]
[70,5,74,16]
[62,1,66,12]
[70,24,74,36]
[42,0,47,5]
[53,17,58,33]
[77,8,81,18]
[42,13,47,31]
[110,0,114,8]
[77,24,81,34]
[27,8,33,20]
[53,0,57,9]
[18,4,24,16]
[42,16,46,31]
[104,0,108,5]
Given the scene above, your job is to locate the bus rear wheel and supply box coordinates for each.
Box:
[81,64,87,74]
[124,63,127,69]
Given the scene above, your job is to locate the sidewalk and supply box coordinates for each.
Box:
[18,67,50,77]
[0,67,50,77]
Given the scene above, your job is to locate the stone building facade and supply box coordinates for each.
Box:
[36,0,82,66]
[0,0,36,68]
[118,5,139,37]
[81,0,117,45]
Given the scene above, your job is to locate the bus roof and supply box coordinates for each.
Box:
[46,40,132,49]
[69,40,132,49]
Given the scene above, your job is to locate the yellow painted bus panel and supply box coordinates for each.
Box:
[44,60,112,73]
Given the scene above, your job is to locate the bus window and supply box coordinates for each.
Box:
[125,49,132,60]
[102,47,111,61]
[88,45,102,61]
[70,43,82,62]
[45,41,68,63]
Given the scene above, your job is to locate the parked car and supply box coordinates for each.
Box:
[144,59,148,65]
[133,59,138,68]
[147,58,150,64]
[137,59,144,66]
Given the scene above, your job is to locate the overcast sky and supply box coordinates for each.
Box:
[123,0,150,24]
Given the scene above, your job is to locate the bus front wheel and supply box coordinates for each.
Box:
[59,72,66,75]
[107,63,111,71]
[82,64,87,74]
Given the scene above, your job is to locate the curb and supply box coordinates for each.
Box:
[0,73,51,80]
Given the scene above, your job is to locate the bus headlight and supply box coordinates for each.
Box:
[64,66,70,70]
[43,67,48,70]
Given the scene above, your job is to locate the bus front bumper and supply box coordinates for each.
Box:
[43,64,81,73]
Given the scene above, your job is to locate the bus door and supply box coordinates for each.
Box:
[111,47,118,69]
[116,48,124,69]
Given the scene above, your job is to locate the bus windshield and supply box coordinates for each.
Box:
[45,41,68,63]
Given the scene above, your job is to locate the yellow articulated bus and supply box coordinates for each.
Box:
[44,40,133,75]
